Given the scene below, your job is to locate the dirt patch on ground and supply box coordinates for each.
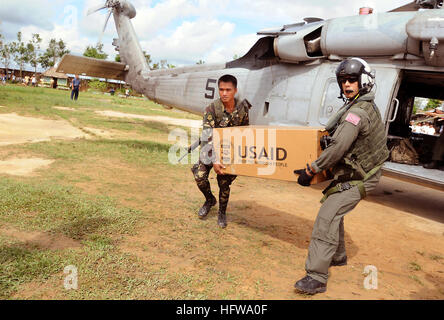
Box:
[0,113,87,145]
[95,110,202,128]
[53,106,77,111]
[0,225,81,250]
[11,276,65,300]
[82,127,114,138]
[117,170,444,299]
[0,158,54,176]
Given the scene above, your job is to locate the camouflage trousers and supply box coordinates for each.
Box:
[191,161,237,212]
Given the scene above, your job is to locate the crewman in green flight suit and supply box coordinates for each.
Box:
[294,58,389,294]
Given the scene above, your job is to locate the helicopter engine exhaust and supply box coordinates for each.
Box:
[359,7,374,15]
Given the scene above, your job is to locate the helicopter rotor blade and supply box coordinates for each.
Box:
[103,8,113,33]
[97,8,113,45]
[87,3,107,16]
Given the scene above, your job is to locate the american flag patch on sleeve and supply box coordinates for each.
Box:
[345,113,361,126]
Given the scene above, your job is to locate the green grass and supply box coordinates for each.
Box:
[0,175,231,299]
[0,84,316,300]
[0,178,142,239]
[408,262,422,272]
[0,85,200,142]
[0,84,200,120]
[0,234,218,299]
[0,239,64,299]
[409,275,424,286]
[0,85,238,299]
[22,139,172,166]
[429,254,443,261]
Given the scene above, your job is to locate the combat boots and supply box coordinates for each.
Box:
[330,256,347,267]
[217,209,227,228]
[217,201,228,228]
[294,275,326,294]
[198,195,217,219]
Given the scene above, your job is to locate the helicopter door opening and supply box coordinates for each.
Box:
[384,70,444,190]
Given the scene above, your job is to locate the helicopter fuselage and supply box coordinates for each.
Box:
[57,1,444,190]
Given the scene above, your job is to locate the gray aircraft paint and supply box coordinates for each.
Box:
[102,2,444,121]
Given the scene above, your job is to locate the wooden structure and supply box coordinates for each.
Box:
[41,67,69,89]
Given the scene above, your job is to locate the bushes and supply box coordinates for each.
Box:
[88,80,108,92]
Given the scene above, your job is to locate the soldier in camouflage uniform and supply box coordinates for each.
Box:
[192,74,251,228]
[294,58,389,294]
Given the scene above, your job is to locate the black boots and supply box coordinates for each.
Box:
[198,195,217,219]
[294,276,327,294]
[196,184,228,228]
[197,180,217,219]
[198,198,227,228]
[330,256,348,267]
[217,201,228,228]
[217,210,227,228]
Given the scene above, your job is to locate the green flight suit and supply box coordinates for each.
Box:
[304,92,389,284]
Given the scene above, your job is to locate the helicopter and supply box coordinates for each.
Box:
[56,0,444,191]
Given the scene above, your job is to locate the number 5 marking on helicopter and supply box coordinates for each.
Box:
[205,78,217,99]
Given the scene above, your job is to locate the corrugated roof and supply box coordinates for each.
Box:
[42,67,68,79]
[1,62,45,73]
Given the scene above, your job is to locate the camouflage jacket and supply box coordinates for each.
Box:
[200,98,251,163]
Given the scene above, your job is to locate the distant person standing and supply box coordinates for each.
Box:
[31,75,36,87]
[71,75,81,101]
[125,88,130,98]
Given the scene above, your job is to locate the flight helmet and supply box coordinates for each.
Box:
[335,57,375,97]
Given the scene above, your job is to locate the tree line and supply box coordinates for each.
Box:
[0,31,70,78]
[0,31,214,79]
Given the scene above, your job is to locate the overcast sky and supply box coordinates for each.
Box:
[0,0,409,66]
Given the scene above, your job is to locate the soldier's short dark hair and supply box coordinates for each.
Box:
[218,74,237,88]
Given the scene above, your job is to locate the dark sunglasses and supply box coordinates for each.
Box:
[339,77,359,84]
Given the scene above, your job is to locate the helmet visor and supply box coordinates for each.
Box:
[339,76,359,84]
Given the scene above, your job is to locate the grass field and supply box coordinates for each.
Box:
[0,84,297,300]
[0,85,213,299]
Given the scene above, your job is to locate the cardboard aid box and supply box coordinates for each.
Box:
[213,126,329,184]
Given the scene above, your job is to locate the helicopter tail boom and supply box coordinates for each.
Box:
[86,1,150,91]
